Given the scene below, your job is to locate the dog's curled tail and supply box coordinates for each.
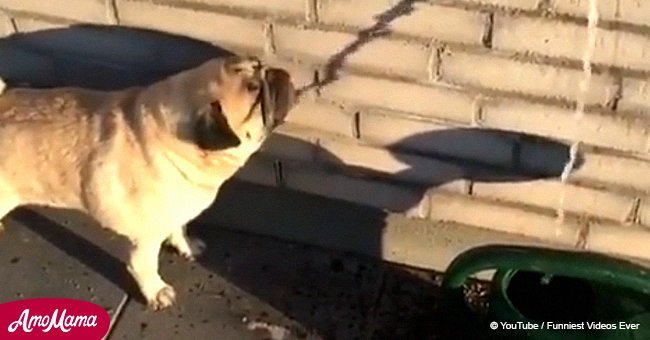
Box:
[0,77,5,95]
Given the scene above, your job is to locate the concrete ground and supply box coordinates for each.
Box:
[0,183,486,340]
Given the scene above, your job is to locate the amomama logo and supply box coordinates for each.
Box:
[0,298,110,339]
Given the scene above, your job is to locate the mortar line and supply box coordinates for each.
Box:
[434,46,444,80]
[537,0,552,11]
[263,20,276,58]
[575,221,591,249]
[470,94,484,127]
[306,0,318,23]
[626,197,642,225]
[481,11,494,49]
[426,42,438,82]
[608,71,623,111]
[106,0,120,25]
[8,17,18,33]
[352,111,362,139]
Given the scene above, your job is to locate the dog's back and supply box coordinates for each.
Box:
[0,57,296,310]
[0,86,147,209]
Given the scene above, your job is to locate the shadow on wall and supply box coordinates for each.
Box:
[0,24,233,89]
[299,0,426,94]
[0,22,583,339]
[203,131,582,338]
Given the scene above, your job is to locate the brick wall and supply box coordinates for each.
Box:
[2,0,650,264]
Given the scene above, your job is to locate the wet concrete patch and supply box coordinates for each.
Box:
[109,226,384,339]
[368,264,489,340]
[188,181,390,338]
[193,226,385,340]
[368,265,444,339]
[108,256,276,340]
[0,210,126,318]
[0,206,483,339]
[102,227,379,340]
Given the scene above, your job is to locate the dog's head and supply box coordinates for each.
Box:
[191,56,295,151]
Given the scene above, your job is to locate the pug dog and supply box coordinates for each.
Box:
[0,56,295,309]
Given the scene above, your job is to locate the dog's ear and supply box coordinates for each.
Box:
[265,68,295,126]
[194,102,241,150]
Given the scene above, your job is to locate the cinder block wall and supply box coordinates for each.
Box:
[2,0,650,264]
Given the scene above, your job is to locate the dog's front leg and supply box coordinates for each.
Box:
[165,225,206,261]
[127,238,176,310]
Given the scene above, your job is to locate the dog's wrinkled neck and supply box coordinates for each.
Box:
[138,65,233,149]
[158,130,260,191]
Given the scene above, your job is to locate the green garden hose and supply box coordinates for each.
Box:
[442,245,650,339]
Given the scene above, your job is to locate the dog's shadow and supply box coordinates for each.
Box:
[0,24,582,338]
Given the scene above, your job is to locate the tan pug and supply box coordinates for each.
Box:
[0,56,295,309]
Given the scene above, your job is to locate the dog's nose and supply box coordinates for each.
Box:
[257,66,296,132]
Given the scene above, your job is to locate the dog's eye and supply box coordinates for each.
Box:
[245,81,260,93]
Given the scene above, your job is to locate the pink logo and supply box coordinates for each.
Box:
[0,298,110,339]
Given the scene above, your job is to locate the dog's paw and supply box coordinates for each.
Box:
[180,238,206,261]
[147,285,176,310]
